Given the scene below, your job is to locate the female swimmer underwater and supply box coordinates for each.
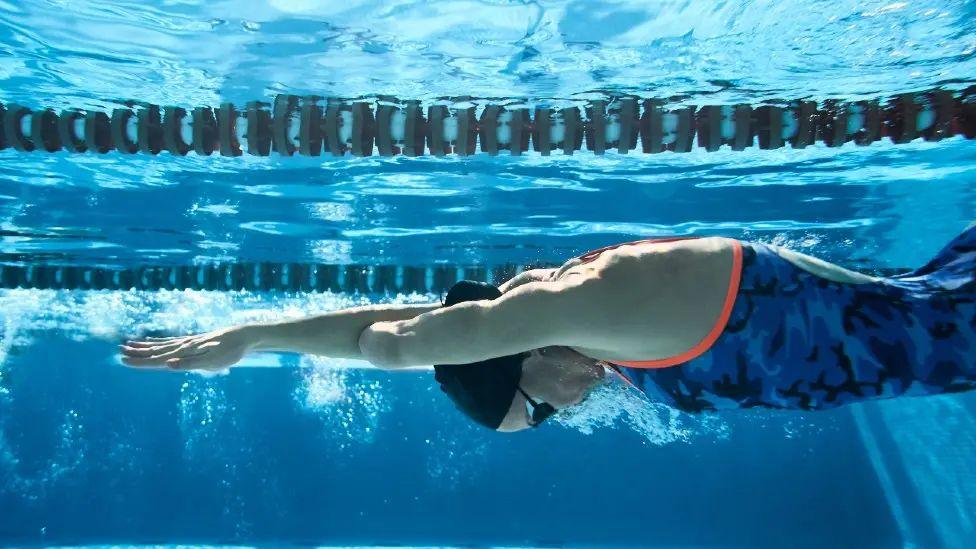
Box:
[121,222,976,432]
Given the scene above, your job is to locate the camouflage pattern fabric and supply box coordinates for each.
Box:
[618,226,976,412]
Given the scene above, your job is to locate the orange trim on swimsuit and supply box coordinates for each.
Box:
[611,240,743,369]
[578,237,744,370]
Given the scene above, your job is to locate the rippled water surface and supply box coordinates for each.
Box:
[2,0,975,105]
[0,0,975,268]
[2,0,976,547]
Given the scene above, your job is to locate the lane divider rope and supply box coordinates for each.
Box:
[0,261,912,293]
[1,87,974,158]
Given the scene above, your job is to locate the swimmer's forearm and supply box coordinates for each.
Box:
[245,303,439,359]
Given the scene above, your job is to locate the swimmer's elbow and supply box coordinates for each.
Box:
[358,323,407,370]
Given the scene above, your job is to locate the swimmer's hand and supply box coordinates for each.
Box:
[498,259,581,293]
[120,326,256,371]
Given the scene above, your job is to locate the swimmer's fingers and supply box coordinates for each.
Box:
[165,343,227,371]
[123,329,249,372]
[122,349,208,368]
[124,339,180,348]
[120,336,198,357]
[121,340,190,357]
[123,335,195,349]
[165,356,206,370]
[126,336,186,345]
[161,349,214,370]
[121,340,207,367]
[499,268,556,293]
[553,257,582,278]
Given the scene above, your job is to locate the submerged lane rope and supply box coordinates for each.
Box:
[0,261,913,293]
[1,87,974,158]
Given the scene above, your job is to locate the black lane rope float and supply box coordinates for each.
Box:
[0,261,911,294]
[1,87,974,158]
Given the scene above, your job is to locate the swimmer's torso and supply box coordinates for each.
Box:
[553,237,739,364]
[546,230,976,412]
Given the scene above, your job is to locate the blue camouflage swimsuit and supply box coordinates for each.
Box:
[608,225,976,412]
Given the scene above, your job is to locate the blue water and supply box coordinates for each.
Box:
[2,0,976,546]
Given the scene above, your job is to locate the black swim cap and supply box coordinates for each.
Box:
[433,280,527,430]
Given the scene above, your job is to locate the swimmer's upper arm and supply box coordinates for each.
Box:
[359,280,595,368]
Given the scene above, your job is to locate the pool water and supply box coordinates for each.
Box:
[2,0,976,546]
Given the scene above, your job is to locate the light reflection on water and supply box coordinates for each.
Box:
[1,0,973,106]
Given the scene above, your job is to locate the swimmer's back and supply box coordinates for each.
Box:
[554,237,740,365]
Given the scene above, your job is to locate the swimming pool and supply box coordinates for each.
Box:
[2,0,976,546]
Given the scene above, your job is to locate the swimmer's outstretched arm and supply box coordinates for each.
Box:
[121,303,439,371]
[122,277,599,372]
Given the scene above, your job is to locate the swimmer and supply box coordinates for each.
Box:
[121,222,976,432]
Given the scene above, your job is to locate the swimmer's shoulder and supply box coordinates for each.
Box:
[554,237,737,283]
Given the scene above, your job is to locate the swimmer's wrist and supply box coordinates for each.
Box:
[239,320,326,354]
[237,323,276,352]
